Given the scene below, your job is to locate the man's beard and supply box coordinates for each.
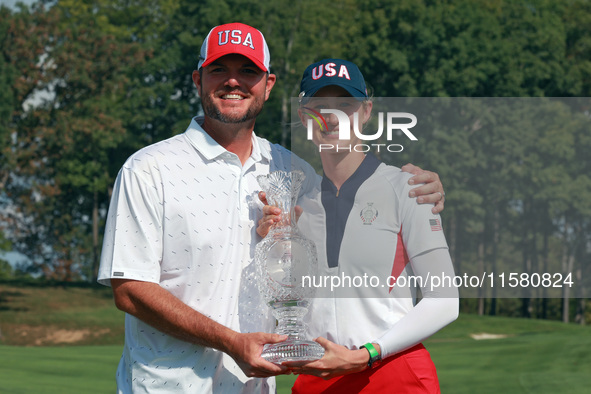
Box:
[201,91,266,124]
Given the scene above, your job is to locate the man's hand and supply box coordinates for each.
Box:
[225,332,290,378]
[111,279,289,378]
[284,337,368,380]
[401,163,445,214]
[257,191,303,238]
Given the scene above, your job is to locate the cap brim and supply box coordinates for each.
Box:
[199,50,268,72]
[302,84,367,101]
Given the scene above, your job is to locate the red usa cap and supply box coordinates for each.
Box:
[198,23,270,72]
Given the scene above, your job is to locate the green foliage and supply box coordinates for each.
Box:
[0,232,13,279]
[2,2,149,280]
[0,260,13,279]
[0,8,17,174]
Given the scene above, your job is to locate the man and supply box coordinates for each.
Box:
[98,23,445,393]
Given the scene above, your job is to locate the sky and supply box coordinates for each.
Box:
[0,0,36,10]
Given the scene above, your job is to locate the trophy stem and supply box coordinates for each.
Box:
[270,301,308,339]
[260,300,324,364]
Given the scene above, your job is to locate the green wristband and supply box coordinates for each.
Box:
[360,343,380,368]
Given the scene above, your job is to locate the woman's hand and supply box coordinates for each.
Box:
[284,337,372,380]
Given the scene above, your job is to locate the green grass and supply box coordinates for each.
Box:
[427,314,591,394]
[0,345,121,394]
[0,282,124,346]
[2,283,590,393]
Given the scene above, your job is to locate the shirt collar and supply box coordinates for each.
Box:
[184,116,271,163]
[321,153,381,195]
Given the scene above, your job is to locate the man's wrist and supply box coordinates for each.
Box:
[214,326,241,356]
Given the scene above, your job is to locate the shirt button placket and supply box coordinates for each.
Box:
[225,153,247,220]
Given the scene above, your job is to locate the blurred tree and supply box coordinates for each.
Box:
[0,3,61,276]
[6,2,147,280]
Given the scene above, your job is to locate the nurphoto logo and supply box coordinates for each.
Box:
[302,107,418,153]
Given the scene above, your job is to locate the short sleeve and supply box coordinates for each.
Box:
[395,174,448,259]
[97,166,164,286]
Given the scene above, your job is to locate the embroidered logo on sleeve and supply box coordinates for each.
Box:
[429,219,442,231]
[113,272,125,277]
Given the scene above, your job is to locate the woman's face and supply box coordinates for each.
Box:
[299,85,372,153]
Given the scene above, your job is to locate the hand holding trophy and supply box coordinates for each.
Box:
[255,170,324,365]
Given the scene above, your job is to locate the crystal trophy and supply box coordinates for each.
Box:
[255,170,325,364]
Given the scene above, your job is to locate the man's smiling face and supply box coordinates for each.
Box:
[196,54,275,124]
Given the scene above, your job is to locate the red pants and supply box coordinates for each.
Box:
[292,344,440,394]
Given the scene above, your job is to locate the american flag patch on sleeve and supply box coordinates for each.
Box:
[430,219,442,231]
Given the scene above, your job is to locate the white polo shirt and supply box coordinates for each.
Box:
[98,117,317,393]
[298,154,449,350]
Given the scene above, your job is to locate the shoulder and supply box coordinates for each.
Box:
[256,137,291,161]
[114,134,190,193]
[257,137,320,194]
[259,137,318,177]
[122,134,188,172]
[375,163,413,195]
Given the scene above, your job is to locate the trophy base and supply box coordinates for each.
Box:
[261,339,325,365]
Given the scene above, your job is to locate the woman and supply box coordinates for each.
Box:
[260,59,458,393]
